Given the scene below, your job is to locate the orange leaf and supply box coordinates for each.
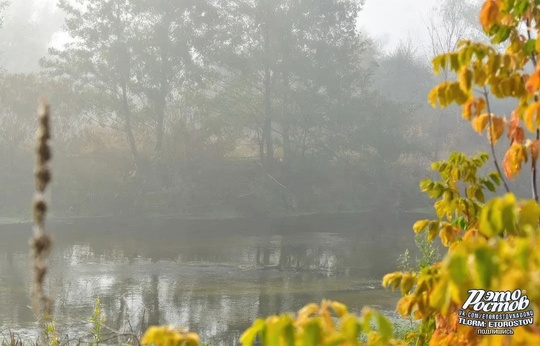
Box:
[479,0,500,30]
[472,113,489,133]
[463,98,486,121]
[507,110,524,144]
[476,98,486,116]
[512,127,525,145]
[487,115,506,145]
[503,143,528,179]
[462,99,474,121]
[526,70,540,95]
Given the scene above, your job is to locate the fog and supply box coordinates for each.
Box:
[0,0,528,343]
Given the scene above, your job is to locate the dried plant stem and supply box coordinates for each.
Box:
[30,99,54,322]
[483,88,510,193]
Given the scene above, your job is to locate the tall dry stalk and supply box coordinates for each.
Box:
[30,99,53,320]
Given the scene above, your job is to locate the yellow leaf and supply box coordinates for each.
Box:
[298,303,319,321]
[396,295,415,317]
[382,272,402,291]
[524,102,540,132]
[472,113,489,133]
[185,333,200,346]
[428,87,438,108]
[459,69,472,92]
[400,273,415,294]
[439,224,458,247]
[413,219,430,234]
[487,115,506,145]
[330,301,348,317]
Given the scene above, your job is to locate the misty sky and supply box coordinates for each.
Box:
[32,0,447,55]
[358,0,445,53]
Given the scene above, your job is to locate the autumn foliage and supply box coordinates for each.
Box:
[382,1,540,345]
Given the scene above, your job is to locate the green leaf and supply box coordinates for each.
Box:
[430,281,451,315]
[303,319,322,345]
[483,180,496,192]
[489,171,501,185]
[375,312,393,343]
[524,39,536,55]
[448,255,468,285]
[475,188,485,203]
[420,179,434,192]
[500,194,517,235]
[428,221,439,241]
[478,152,489,163]
[340,315,361,341]
[515,0,530,16]
[516,240,530,270]
[474,247,498,288]
[493,26,511,44]
[428,184,444,199]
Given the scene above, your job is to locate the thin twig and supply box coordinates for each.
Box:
[526,18,538,67]
[525,17,540,201]
[127,319,140,346]
[483,88,510,193]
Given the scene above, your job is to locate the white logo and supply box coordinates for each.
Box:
[458,289,534,335]
[462,289,530,312]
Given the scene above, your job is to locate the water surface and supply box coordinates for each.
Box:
[0,213,417,344]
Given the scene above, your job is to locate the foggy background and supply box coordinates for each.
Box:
[1,0,533,343]
[2,0,516,221]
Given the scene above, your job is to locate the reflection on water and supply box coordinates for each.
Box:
[0,215,415,345]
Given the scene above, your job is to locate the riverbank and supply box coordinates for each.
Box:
[0,209,433,237]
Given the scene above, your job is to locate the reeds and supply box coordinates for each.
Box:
[30,98,53,320]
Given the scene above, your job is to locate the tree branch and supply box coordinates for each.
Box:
[483,87,510,193]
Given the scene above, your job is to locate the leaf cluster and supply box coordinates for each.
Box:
[240,300,406,346]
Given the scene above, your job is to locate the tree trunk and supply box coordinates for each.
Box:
[155,97,165,152]
[263,20,274,172]
[154,19,171,152]
[121,82,140,172]
[282,72,291,168]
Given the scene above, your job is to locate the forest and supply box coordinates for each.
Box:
[0,0,496,220]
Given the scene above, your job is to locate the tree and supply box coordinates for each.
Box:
[383,1,540,345]
[424,0,482,58]
[208,0,366,172]
[42,0,145,171]
[129,0,217,152]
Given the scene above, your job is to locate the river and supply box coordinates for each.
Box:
[0,213,419,345]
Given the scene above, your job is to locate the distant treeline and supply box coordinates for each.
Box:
[0,0,525,219]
